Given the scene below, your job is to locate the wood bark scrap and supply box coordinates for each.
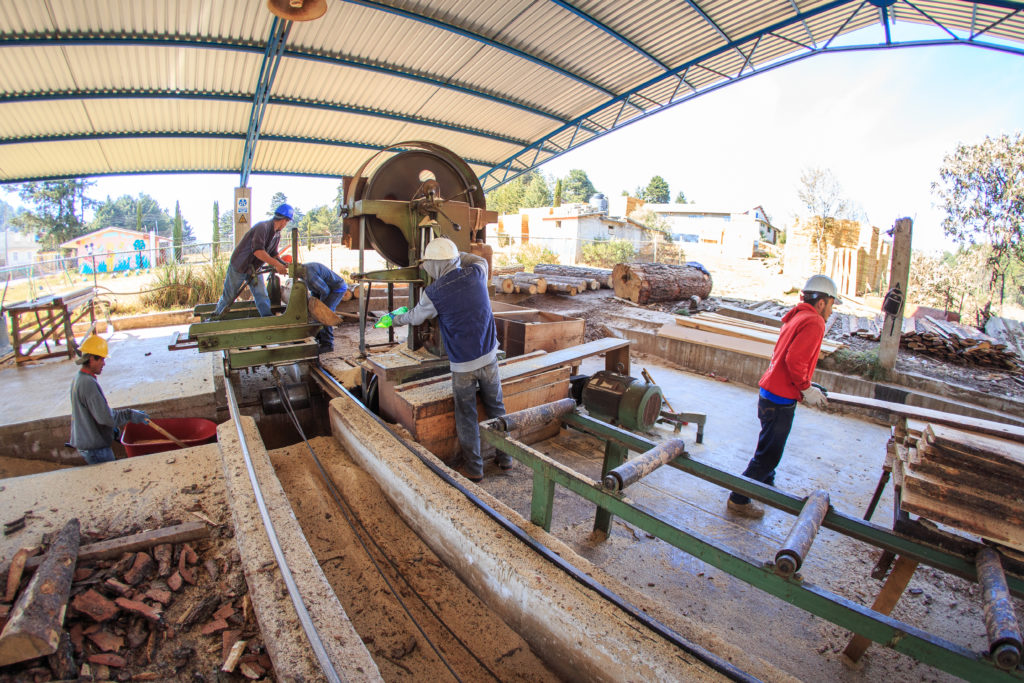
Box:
[612,262,712,304]
[4,546,38,603]
[0,518,81,666]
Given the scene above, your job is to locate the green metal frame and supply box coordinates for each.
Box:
[479,411,1024,681]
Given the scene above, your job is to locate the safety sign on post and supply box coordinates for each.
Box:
[234,187,252,245]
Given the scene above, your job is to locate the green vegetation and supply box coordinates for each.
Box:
[582,238,635,268]
[141,259,228,311]
[496,242,559,272]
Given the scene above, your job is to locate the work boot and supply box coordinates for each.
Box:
[726,499,765,519]
[495,453,514,470]
[454,462,484,483]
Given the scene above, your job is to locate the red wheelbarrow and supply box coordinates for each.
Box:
[120,418,218,457]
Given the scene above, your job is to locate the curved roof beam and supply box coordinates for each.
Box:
[543,0,671,71]
[0,89,534,149]
[0,34,576,126]
[0,131,490,166]
[241,17,290,186]
[480,0,1024,188]
[341,0,618,98]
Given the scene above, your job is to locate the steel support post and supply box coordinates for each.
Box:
[594,440,627,536]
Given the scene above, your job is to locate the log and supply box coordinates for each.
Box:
[0,518,81,666]
[534,264,613,288]
[513,283,538,295]
[539,274,596,291]
[544,281,578,295]
[611,263,713,305]
[511,274,547,294]
[491,276,516,294]
[493,265,525,276]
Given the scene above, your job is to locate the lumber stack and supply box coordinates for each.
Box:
[534,264,613,288]
[896,423,1024,552]
[612,262,712,305]
[657,311,844,360]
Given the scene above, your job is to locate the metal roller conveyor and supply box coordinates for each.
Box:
[977,546,1023,670]
[602,439,688,492]
[774,490,830,578]
[497,398,578,432]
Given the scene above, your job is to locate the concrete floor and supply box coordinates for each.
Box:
[477,354,997,682]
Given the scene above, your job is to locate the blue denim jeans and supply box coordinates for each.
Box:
[451,360,506,478]
[314,287,346,348]
[214,266,271,317]
[79,447,115,465]
[730,396,796,505]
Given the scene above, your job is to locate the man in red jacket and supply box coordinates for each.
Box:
[727,275,840,519]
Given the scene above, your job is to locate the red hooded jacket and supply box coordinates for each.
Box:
[759,302,825,401]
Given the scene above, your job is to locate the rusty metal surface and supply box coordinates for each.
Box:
[498,398,577,432]
[602,438,687,492]
[977,546,1024,669]
[775,490,831,578]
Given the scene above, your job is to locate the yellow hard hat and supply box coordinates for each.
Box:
[79,334,109,358]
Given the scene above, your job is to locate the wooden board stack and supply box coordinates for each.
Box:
[657,311,844,360]
[896,423,1024,552]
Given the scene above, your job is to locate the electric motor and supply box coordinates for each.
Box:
[581,371,663,431]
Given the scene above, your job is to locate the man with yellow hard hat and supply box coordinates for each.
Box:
[69,334,150,464]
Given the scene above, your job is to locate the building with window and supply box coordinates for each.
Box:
[61,227,171,273]
[638,202,780,257]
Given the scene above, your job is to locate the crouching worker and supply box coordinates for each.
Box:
[69,335,150,464]
[302,260,348,354]
[387,238,509,482]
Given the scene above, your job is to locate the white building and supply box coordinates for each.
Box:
[1,230,40,268]
[496,202,655,265]
[639,202,780,257]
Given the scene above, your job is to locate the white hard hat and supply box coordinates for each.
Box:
[803,275,842,305]
[422,237,458,261]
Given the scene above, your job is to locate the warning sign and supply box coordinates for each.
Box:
[236,197,249,214]
[237,214,248,224]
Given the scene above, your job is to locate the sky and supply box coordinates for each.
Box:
[5,26,1024,255]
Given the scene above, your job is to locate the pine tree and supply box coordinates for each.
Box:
[173,201,183,261]
[212,201,220,259]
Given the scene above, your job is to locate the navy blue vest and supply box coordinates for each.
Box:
[424,264,496,364]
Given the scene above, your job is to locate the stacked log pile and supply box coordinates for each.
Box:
[492,272,599,296]
[533,264,613,288]
[612,263,712,305]
[895,423,1024,552]
[841,313,1021,371]
[0,521,268,680]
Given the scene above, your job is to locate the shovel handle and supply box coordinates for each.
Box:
[145,419,189,450]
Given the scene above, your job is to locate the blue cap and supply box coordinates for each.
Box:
[275,203,294,220]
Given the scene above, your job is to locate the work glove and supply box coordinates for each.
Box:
[374,306,409,329]
[800,385,828,409]
[129,410,150,424]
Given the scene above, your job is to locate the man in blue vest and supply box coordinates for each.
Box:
[390,237,509,482]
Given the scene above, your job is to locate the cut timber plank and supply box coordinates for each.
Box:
[657,324,776,359]
[902,466,1024,523]
[828,393,1024,444]
[901,488,1024,552]
[713,304,783,328]
[923,423,1024,469]
[23,521,209,572]
[911,443,1024,498]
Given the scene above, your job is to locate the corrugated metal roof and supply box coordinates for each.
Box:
[1,0,1022,189]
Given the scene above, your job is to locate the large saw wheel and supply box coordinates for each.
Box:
[352,142,487,267]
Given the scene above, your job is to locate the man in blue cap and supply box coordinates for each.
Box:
[211,203,293,318]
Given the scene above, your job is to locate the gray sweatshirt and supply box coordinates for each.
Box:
[69,371,135,450]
